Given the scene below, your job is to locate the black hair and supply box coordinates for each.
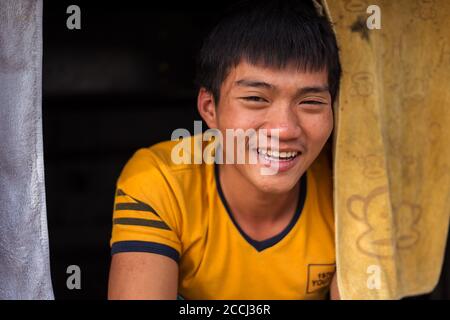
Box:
[195,0,342,104]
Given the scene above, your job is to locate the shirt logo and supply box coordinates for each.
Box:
[306,264,336,294]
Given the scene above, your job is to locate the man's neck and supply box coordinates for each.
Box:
[218,164,300,241]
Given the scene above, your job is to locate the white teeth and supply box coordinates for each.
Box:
[257,149,299,159]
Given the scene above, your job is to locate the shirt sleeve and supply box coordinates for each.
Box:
[110,148,182,263]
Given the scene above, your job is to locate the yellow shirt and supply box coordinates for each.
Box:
[110,135,336,299]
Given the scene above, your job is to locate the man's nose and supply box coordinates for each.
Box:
[263,104,302,141]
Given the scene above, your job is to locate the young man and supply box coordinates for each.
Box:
[108,0,341,299]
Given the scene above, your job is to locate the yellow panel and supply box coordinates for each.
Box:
[321,0,450,299]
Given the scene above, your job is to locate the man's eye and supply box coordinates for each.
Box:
[301,100,326,105]
[241,96,267,102]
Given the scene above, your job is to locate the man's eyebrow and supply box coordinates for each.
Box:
[297,85,329,96]
[235,79,329,96]
[235,79,274,89]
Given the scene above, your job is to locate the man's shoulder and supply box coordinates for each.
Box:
[119,136,210,187]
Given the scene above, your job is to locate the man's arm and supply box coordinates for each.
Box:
[108,252,178,300]
[330,272,340,300]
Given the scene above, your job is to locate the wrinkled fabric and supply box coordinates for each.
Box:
[320,0,450,299]
[0,0,54,299]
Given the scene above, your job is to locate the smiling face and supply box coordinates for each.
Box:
[198,60,334,194]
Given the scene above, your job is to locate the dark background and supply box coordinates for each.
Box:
[42,0,450,299]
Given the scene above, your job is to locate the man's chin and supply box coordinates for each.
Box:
[248,172,301,195]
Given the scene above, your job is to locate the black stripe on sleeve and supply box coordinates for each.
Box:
[115,202,157,213]
[113,217,171,230]
[116,189,126,196]
[111,241,180,263]
[115,189,161,218]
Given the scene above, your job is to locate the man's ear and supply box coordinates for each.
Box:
[197,88,218,129]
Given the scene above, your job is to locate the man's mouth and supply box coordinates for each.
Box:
[256,148,300,161]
